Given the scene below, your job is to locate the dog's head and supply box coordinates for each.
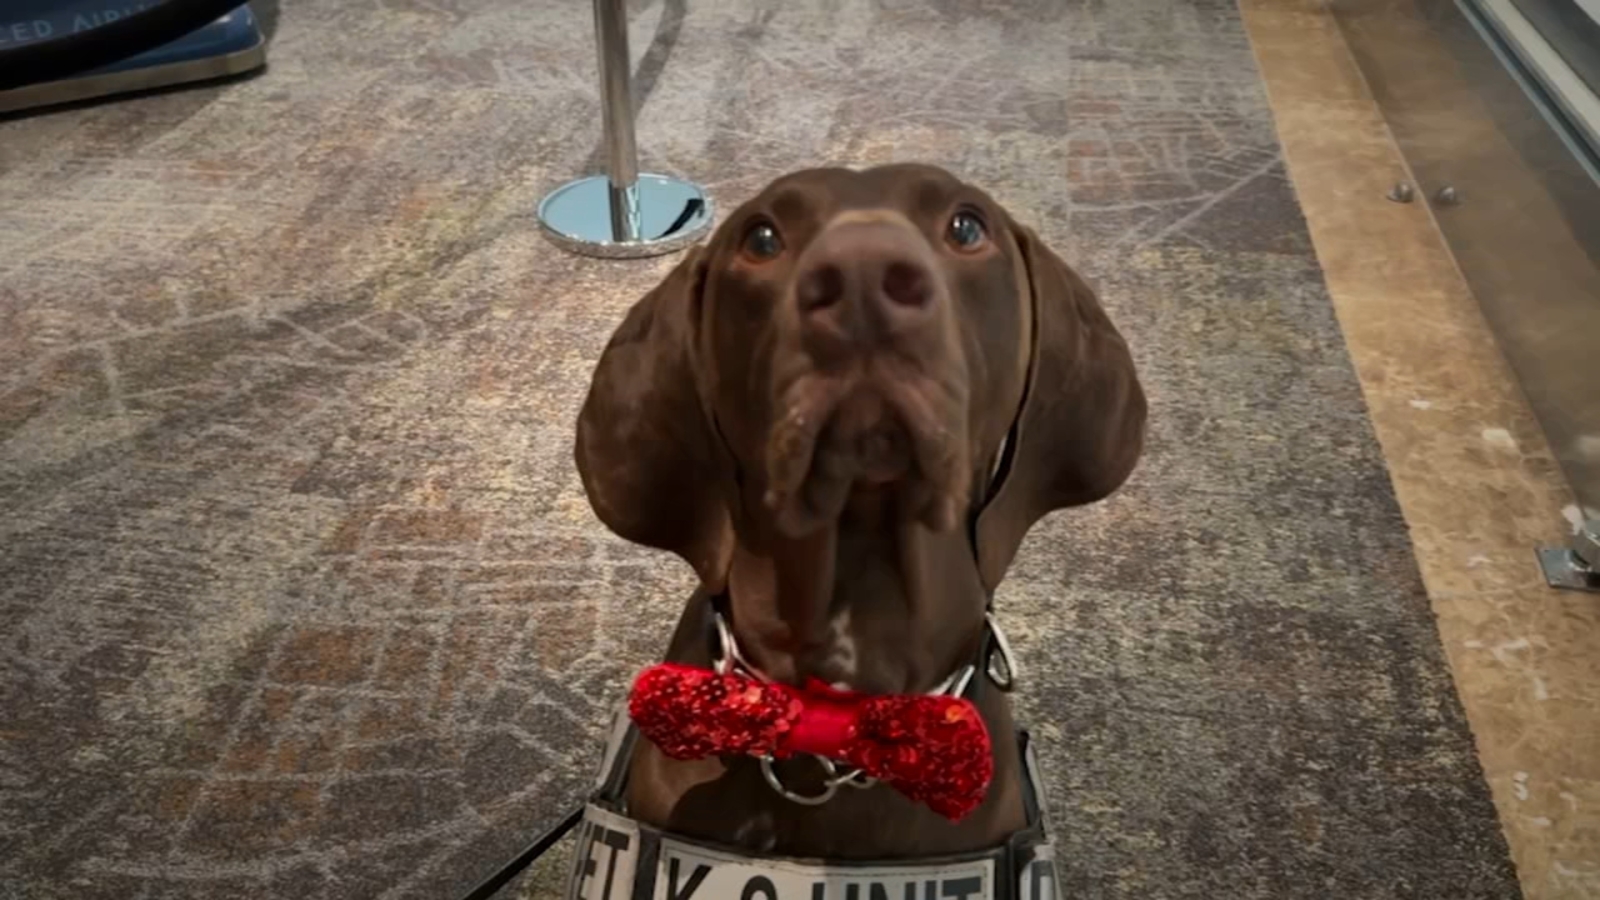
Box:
[575,164,1144,646]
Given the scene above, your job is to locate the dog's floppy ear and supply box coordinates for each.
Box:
[973,223,1147,591]
[575,248,736,592]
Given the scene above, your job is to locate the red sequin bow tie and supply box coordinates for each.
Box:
[627,663,994,821]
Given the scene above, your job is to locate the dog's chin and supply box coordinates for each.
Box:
[763,376,970,538]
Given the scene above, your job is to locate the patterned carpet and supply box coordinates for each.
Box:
[0,1,1520,898]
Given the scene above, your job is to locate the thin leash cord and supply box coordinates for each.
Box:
[456,805,584,900]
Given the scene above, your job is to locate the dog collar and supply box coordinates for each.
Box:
[628,662,995,820]
[565,703,1058,900]
[700,604,1019,810]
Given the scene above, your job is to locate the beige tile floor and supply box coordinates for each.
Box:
[1238,3,1600,897]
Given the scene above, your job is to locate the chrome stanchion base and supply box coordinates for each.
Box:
[537,173,714,259]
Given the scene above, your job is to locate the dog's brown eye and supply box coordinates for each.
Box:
[947,211,987,250]
[743,222,784,261]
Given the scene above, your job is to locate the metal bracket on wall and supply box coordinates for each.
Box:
[1537,518,1600,592]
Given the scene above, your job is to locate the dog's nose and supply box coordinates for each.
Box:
[792,219,939,352]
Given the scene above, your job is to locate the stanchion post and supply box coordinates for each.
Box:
[594,0,641,243]
[537,0,713,258]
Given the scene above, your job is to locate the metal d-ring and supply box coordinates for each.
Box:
[985,612,1019,692]
[760,756,843,806]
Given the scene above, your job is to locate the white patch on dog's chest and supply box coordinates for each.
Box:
[821,609,859,689]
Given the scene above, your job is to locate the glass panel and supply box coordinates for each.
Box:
[1334,0,1600,513]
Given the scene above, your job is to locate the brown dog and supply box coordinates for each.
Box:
[575,163,1145,862]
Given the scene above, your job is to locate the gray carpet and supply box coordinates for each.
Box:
[0,1,1520,898]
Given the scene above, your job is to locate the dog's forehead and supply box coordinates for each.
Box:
[752,165,973,221]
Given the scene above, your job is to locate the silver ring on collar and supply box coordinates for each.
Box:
[760,756,844,806]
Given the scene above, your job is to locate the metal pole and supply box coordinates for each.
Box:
[534,0,713,258]
[594,0,641,243]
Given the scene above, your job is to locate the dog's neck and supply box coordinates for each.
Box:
[723,490,989,695]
